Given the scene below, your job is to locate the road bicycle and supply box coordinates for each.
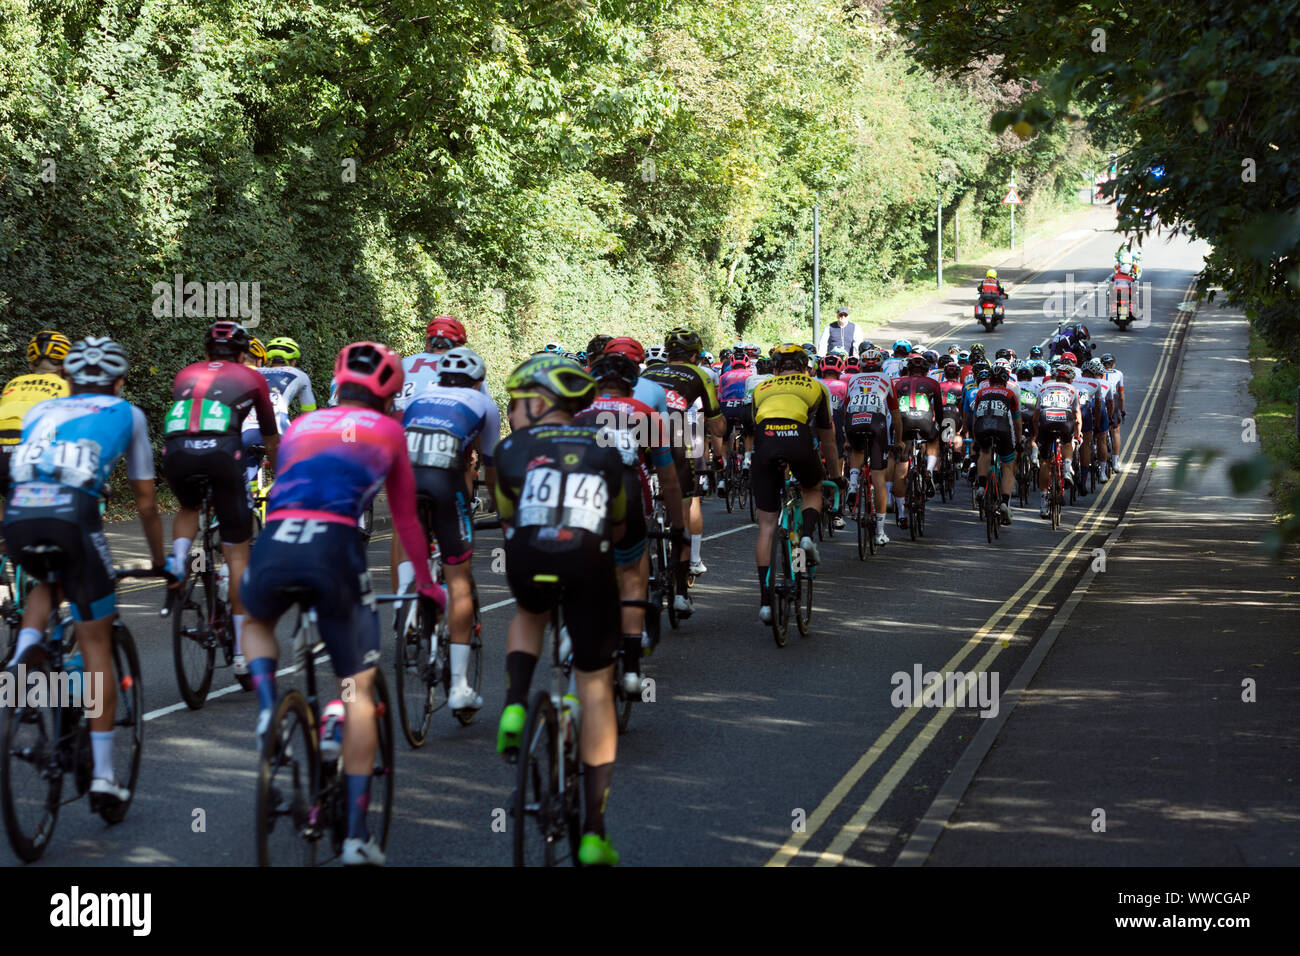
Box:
[0,553,34,664]
[817,479,842,540]
[0,547,167,862]
[1048,438,1068,530]
[854,461,877,560]
[392,506,490,748]
[977,474,1001,544]
[646,475,681,634]
[508,574,582,866]
[255,589,404,866]
[165,476,249,709]
[248,443,274,538]
[1015,444,1034,508]
[903,436,927,540]
[768,473,816,647]
[936,436,958,503]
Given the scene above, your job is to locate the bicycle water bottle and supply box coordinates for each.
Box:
[65,651,84,707]
[319,699,346,763]
[216,564,229,602]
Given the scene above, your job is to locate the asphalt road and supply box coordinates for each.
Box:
[1,222,1211,866]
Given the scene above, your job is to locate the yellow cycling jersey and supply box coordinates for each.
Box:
[0,373,69,443]
[753,372,832,429]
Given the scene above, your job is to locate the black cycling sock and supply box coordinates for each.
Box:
[675,554,690,593]
[621,635,641,676]
[1000,492,1010,504]
[757,566,772,606]
[976,474,988,489]
[802,507,819,536]
[504,651,537,709]
[583,762,614,837]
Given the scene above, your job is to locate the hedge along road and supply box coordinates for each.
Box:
[2,225,1206,866]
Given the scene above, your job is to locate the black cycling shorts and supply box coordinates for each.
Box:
[670,447,698,500]
[505,543,619,672]
[164,435,254,544]
[3,489,116,622]
[974,423,1015,459]
[613,471,647,566]
[0,443,14,499]
[900,411,939,442]
[240,520,380,678]
[414,467,473,565]
[1035,422,1074,459]
[722,401,754,441]
[845,415,889,471]
[751,420,824,513]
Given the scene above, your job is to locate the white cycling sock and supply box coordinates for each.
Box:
[926,455,937,472]
[233,614,245,656]
[690,535,702,564]
[450,643,469,688]
[743,450,752,466]
[397,561,415,593]
[172,537,192,569]
[14,627,42,659]
[91,730,114,781]
[875,514,885,533]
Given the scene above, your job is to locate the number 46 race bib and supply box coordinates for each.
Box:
[518,467,608,535]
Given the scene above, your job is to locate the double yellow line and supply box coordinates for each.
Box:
[766,280,1195,866]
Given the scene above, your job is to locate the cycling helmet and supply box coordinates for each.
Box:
[64,336,129,386]
[861,349,885,372]
[905,353,929,376]
[756,358,774,375]
[771,343,809,373]
[1061,351,1078,366]
[590,352,641,392]
[1015,365,1033,381]
[426,315,468,348]
[892,339,912,357]
[206,321,251,358]
[969,343,986,364]
[1055,365,1076,382]
[1029,345,1044,359]
[995,348,1012,361]
[972,361,991,379]
[922,349,939,366]
[820,354,845,376]
[664,327,703,359]
[844,356,860,372]
[957,350,971,365]
[745,343,761,359]
[1084,358,1105,377]
[248,338,267,363]
[943,363,961,380]
[975,367,992,383]
[700,350,714,365]
[27,331,71,365]
[586,334,612,361]
[575,350,588,364]
[542,342,565,354]
[858,340,874,356]
[334,342,404,404]
[437,346,487,385]
[605,337,646,364]
[989,365,1011,386]
[986,269,998,279]
[732,356,752,370]
[644,345,668,366]
[829,346,849,360]
[562,352,579,362]
[1077,324,1090,340]
[506,353,597,413]
[995,358,1012,370]
[937,354,954,368]
[265,337,301,363]
[1100,353,1116,367]
[1031,360,1048,377]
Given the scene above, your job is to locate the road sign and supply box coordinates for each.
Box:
[1002,188,1022,205]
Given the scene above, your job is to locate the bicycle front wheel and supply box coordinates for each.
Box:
[256,689,318,866]
[0,645,62,861]
[513,691,560,867]
[101,623,143,824]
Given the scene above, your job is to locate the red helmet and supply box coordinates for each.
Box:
[861,349,885,371]
[906,352,929,375]
[1061,351,1078,366]
[425,315,466,346]
[334,342,404,401]
[732,356,752,370]
[603,336,645,364]
[820,354,845,375]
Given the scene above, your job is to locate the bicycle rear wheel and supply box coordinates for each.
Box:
[770,525,790,648]
[0,645,62,861]
[856,483,869,560]
[393,595,434,747]
[100,623,143,824]
[371,669,396,851]
[256,688,318,866]
[171,570,215,710]
[513,691,560,866]
[795,565,813,637]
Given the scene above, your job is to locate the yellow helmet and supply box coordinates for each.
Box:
[770,342,809,372]
[28,330,71,365]
[248,337,267,362]
[986,269,997,279]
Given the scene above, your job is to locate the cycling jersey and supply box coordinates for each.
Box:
[1036,381,1080,428]
[752,373,832,428]
[881,357,906,379]
[972,384,1020,430]
[166,361,276,438]
[820,375,848,425]
[401,385,501,471]
[395,351,488,411]
[743,373,772,404]
[1074,376,1109,433]
[640,363,722,421]
[718,367,754,404]
[632,377,671,418]
[844,372,899,424]
[251,365,317,434]
[0,373,69,445]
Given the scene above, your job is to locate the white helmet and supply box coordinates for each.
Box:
[437,346,486,383]
[65,336,129,386]
[645,345,668,366]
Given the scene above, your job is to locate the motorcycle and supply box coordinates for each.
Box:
[975,293,1005,332]
[1109,275,1136,332]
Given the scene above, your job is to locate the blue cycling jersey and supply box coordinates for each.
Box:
[401,385,501,468]
[8,394,154,500]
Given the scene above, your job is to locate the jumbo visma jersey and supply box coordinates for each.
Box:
[752,373,833,429]
[8,394,154,499]
[0,373,69,445]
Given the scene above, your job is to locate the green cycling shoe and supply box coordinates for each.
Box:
[497,703,525,755]
[578,832,620,866]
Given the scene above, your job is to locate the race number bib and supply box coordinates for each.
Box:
[604,427,640,467]
[517,467,562,528]
[848,387,884,414]
[164,398,232,434]
[407,429,461,470]
[1042,389,1072,409]
[13,436,100,489]
[562,473,608,534]
[903,392,931,413]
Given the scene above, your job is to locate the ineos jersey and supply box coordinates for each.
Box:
[494,424,627,554]
[167,361,276,438]
[8,394,153,500]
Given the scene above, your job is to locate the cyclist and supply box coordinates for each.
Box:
[742,356,775,471]
[883,340,911,379]
[844,348,902,547]
[260,337,319,431]
[1101,353,1126,472]
[892,353,943,527]
[1,332,71,520]
[585,334,613,371]
[644,345,668,367]
[1015,363,1041,468]
[751,344,842,622]
[938,361,965,458]
[1076,359,1113,486]
[247,337,267,367]
[240,342,444,865]
[163,321,279,680]
[395,346,500,715]
[971,365,1021,524]
[576,339,684,676]
[640,329,725,611]
[718,352,757,475]
[494,354,628,866]
[818,352,850,490]
[3,337,165,814]
[1034,364,1083,518]
[397,316,483,410]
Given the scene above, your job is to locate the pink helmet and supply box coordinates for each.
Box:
[334,342,404,401]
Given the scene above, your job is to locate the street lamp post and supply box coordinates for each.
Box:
[937,160,957,290]
[813,197,820,347]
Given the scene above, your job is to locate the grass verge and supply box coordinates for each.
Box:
[1246,328,1300,520]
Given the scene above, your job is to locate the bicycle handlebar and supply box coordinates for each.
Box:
[115,566,178,583]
